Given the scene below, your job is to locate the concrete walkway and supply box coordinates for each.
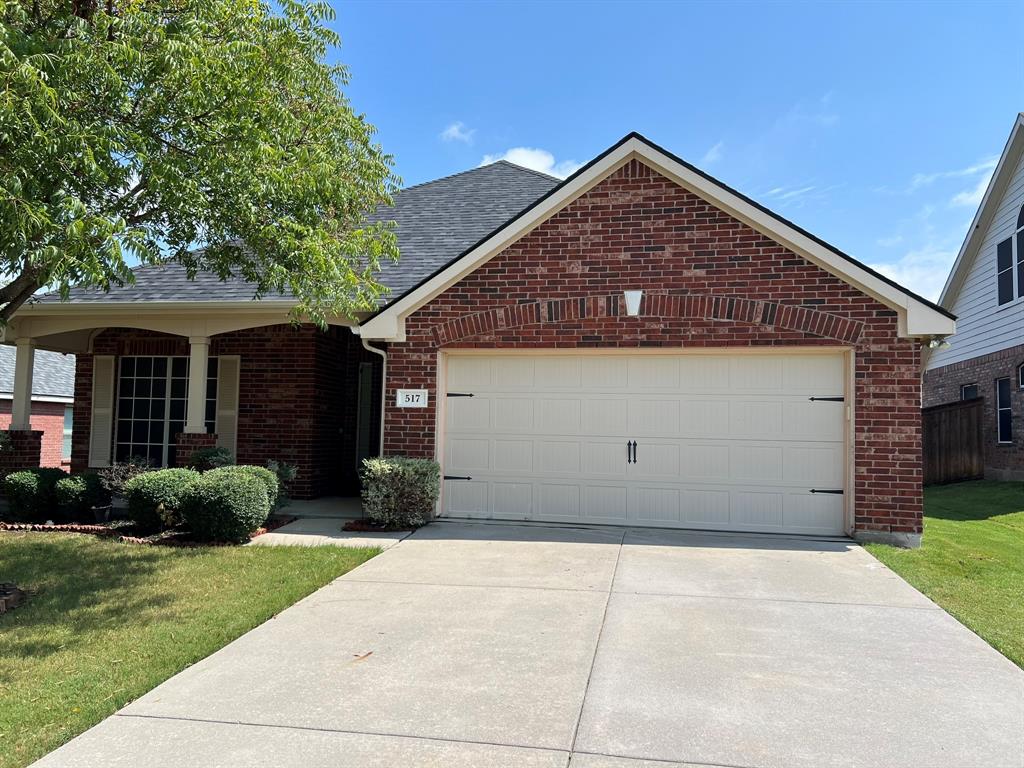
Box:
[34,522,1024,768]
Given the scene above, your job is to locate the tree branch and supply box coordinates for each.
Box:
[0,278,41,324]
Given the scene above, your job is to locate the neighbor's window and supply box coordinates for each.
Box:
[996,377,1012,444]
[999,202,1024,304]
[1019,363,1024,390]
[960,383,979,400]
[62,406,73,460]
[115,356,218,467]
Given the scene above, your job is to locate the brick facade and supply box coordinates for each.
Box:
[0,429,44,474]
[173,432,218,466]
[924,343,1024,480]
[71,324,381,498]
[0,400,68,469]
[384,159,924,539]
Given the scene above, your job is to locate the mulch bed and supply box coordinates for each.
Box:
[0,515,297,547]
[342,518,417,533]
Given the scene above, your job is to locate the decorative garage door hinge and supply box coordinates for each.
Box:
[809,488,844,494]
[443,475,472,481]
[808,396,845,402]
[446,392,474,397]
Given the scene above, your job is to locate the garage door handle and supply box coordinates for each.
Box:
[809,488,844,494]
[444,475,472,481]
[626,440,637,464]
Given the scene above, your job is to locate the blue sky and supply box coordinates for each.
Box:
[333,0,1024,301]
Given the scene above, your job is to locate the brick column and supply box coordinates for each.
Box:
[0,430,44,474]
[174,433,218,468]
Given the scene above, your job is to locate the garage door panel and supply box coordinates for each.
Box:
[582,442,629,476]
[583,485,628,521]
[493,440,534,473]
[538,440,581,474]
[448,396,491,431]
[442,353,846,536]
[581,399,627,435]
[537,484,581,521]
[447,438,490,471]
[628,399,681,436]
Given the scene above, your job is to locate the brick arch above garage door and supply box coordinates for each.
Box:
[430,292,865,346]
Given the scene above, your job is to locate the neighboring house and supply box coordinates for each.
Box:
[4,134,954,545]
[924,114,1024,481]
[0,345,75,469]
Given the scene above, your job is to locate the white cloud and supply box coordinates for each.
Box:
[480,147,583,179]
[950,170,993,208]
[701,141,724,166]
[876,234,904,248]
[440,121,475,144]
[908,156,997,192]
[869,245,957,302]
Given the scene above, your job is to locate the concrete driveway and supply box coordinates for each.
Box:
[35,522,1024,768]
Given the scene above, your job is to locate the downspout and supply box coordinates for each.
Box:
[359,335,388,457]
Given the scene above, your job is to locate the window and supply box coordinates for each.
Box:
[62,406,73,461]
[960,383,979,400]
[997,203,1024,305]
[996,377,1012,444]
[1019,364,1024,389]
[115,356,218,467]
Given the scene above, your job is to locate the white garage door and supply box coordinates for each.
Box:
[441,352,848,536]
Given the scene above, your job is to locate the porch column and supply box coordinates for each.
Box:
[184,336,210,433]
[10,338,35,430]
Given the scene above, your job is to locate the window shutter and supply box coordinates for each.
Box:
[215,356,240,456]
[89,356,116,467]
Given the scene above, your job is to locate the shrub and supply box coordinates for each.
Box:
[266,460,297,507]
[360,457,440,529]
[188,446,234,471]
[97,457,153,497]
[2,468,68,522]
[181,472,270,543]
[55,473,112,518]
[123,468,200,531]
[206,465,279,508]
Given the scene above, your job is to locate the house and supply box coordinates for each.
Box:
[924,114,1024,481]
[0,346,75,469]
[3,133,955,546]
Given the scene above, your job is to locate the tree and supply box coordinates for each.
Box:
[0,0,399,324]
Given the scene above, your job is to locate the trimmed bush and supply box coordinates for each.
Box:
[123,468,200,531]
[266,460,297,507]
[188,446,234,471]
[55,473,112,518]
[360,457,440,529]
[2,468,68,522]
[181,472,270,542]
[206,465,279,508]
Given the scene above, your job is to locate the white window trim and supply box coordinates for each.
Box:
[996,377,1013,444]
[997,204,1024,307]
[61,405,73,461]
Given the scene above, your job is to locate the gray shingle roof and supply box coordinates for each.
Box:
[0,346,75,399]
[32,161,560,307]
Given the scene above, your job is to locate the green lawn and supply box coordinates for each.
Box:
[0,533,377,768]
[866,480,1024,669]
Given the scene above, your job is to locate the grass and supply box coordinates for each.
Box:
[0,533,377,768]
[865,480,1024,669]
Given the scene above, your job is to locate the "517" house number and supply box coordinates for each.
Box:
[395,389,428,408]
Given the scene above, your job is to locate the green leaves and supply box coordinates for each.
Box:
[0,0,398,323]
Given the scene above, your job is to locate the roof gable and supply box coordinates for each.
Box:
[358,133,956,341]
[936,114,1024,309]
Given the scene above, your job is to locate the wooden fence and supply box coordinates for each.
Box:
[922,398,984,485]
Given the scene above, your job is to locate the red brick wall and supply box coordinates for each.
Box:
[0,401,69,469]
[384,159,924,537]
[71,325,379,498]
[924,343,1024,480]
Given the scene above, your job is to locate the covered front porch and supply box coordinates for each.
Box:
[3,302,383,499]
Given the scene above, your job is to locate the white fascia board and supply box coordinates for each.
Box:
[0,393,74,404]
[360,136,954,341]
